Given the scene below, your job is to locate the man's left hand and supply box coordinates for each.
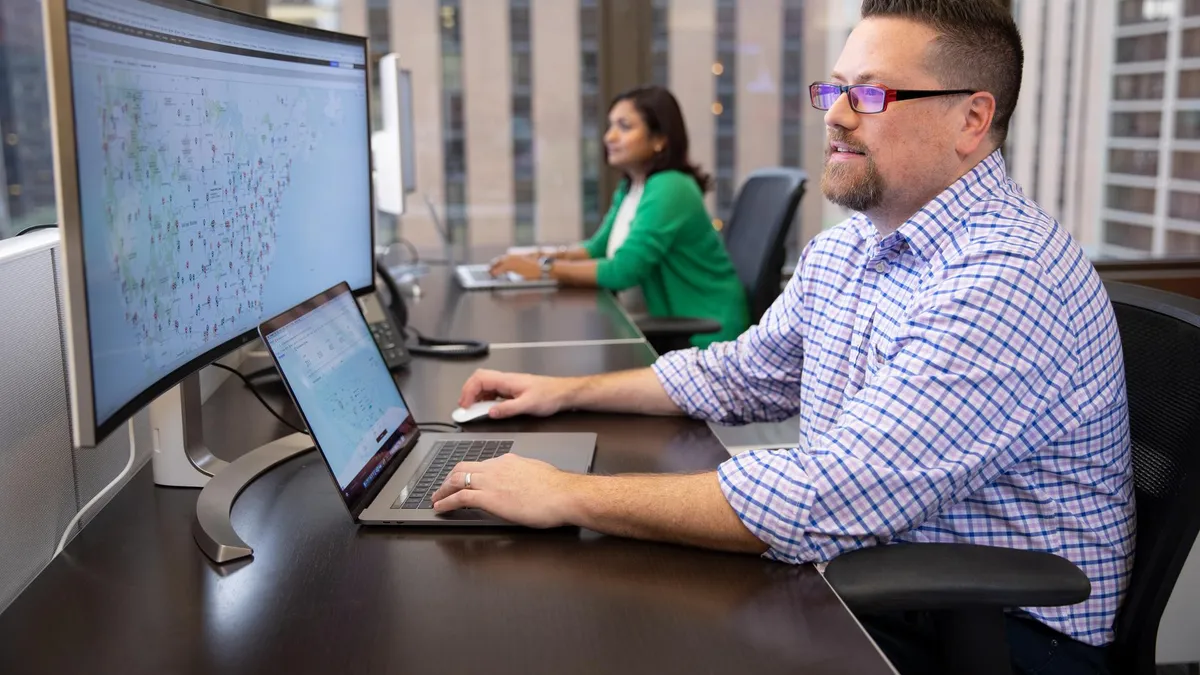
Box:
[431,454,583,528]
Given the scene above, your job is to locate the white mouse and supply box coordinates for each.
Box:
[451,400,502,424]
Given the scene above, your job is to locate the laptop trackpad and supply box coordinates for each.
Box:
[434,508,505,522]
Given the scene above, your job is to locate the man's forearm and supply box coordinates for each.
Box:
[565,472,768,555]
[565,367,684,416]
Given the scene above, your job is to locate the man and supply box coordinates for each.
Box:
[432,1,1134,672]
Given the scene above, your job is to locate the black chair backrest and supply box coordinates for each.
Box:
[721,168,807,323]
[1105,281,1200,675]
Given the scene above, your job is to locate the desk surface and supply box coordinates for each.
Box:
[0,280,894,675]
[403,265,644,346]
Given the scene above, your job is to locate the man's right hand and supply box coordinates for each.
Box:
[458,369,581,419]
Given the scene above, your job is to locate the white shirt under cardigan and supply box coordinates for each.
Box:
[604,181,646,313]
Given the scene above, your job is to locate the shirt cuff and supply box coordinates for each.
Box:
[717,448,814,565]
[652,349,705,417]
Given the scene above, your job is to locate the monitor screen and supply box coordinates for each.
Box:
[51,0,373,442]
[262,285,416,508]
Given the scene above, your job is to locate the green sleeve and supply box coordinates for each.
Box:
[595,173,701,291]
[582,185,626,260]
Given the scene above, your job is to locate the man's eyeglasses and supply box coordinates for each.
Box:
[809,82,978,114]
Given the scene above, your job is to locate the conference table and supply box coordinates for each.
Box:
[0,264,896,675]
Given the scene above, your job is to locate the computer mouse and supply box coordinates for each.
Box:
[451,400,502,423]
[504,271,526,282]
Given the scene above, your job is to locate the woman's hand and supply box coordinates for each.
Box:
[489,254,542,280]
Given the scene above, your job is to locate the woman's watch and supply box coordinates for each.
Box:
[538,255,555,279]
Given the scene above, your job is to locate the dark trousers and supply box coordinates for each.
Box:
[860,611,1110,675]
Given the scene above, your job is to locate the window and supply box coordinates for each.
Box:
[1106,186,1157,215]
[1104,220,1154,250]
[1179,71,1200,99]
[0,0,55,240]
[1184,28,1200,58]
[1109,149,1159,176]
[1167,229,1200,254]
[512,52,531,92]
[1119,0,1173,24]
[1174,151,1200,181]
[1113,73,1164,100]
[1115,33,1167,62]
[1169,191,1200,219]
[1111,111,1162,138]
[1177,111,1200,140]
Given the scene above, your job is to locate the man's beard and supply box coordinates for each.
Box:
[821,148,885,213]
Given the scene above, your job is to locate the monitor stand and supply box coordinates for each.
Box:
[148,372,228,487]
[147,370,315,563]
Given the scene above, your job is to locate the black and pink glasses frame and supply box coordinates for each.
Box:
[809,82,978,114]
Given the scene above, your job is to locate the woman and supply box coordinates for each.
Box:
[490,85,748,348]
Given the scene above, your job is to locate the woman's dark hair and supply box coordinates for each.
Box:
[607,85,712,193]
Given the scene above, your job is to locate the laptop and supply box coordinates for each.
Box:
[259,281,595,525]
[454,263,558,290]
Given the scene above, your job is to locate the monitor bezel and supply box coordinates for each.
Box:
[43,0,377,448]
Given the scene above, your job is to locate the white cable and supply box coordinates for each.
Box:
[55,419,138,557]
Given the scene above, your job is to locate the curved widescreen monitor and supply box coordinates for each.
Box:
[43,0,374,447]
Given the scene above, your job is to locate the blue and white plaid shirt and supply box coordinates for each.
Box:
[653,150,1135,646]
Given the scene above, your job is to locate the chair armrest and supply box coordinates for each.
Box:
[635,316,723,339]
[823,543,1091,613]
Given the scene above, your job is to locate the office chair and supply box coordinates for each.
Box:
[637,168,807,354]
[824,280,1200,675]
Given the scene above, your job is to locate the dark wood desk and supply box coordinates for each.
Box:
[0,295,895,675]
[404,266,644,346]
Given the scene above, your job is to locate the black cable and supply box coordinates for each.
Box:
[209,362,308,435]
[213,361,458,435]
[394,237,420,265]
[376,260,489,359]
[417,421,462,433]
[16,223,56,236]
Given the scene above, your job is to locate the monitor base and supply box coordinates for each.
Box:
[193,431,314,563]
[148,372,229,487]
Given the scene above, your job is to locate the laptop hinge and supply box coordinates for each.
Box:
[350,430,421,519]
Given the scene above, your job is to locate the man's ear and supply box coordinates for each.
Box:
[957,91,997,156]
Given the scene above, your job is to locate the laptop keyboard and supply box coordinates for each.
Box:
[468,267,494,282]
[391,439,513,510]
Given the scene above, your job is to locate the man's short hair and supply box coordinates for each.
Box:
[861,0,1023,146]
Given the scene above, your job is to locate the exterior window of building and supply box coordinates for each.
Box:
[1115,33,1167,62]
[1170,190,1200,220]
[1167,228,1200,253]
[1104,220,1154,251]
[1106,185,1157,215]
[1109,148,1159,177]
[651,0,669,87]
[0,0,56,240]
[1113,72,1165,99]
[440,0,468,239]
[714,0,737,225]
[1118,0,1174,24]
[1183,27,1200,58]
[1177,110,1200,139]
[1111,111,1162,138]
[780,0,804,170]
[580,0,603,236]
[1174,151,1200,181]
[511,0,534,245]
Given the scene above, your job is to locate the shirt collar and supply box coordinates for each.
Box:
[855,149,1010,263]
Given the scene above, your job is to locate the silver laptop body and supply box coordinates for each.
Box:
[259,282,595,526]
[455,263,558,290]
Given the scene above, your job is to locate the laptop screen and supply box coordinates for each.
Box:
[262,287,417,508]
